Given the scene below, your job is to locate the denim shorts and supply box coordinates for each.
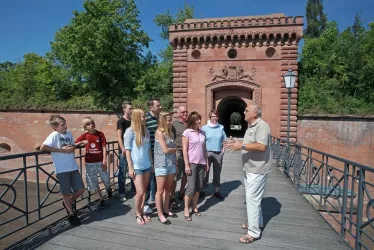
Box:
[155,165,176,177]
[134,168,151,176]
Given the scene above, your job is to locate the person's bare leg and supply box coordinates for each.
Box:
[180,175,187,195]
[192,192,200,214]
[156,176,167,222]
[163,174,174,214]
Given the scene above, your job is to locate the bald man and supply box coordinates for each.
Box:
[225,105,273,244]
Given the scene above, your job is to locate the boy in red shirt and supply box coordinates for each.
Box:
[75,117,112,209]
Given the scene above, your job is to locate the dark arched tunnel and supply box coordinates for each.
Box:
[217,97,248,138]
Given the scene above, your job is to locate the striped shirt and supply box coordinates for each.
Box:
[145,112,158,151]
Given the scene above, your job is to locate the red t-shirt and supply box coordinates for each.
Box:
[75,131,107,163]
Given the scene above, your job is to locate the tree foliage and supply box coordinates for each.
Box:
[133,2,194,110]
[230,112,242,125]
[50,0,150,110]
[305,0,327,38]
[298,17,374,115]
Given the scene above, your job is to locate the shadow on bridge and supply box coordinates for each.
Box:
[6,151,351,250]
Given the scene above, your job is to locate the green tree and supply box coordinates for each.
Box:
[50,0,150,110]
[305,0,327,38]
[142,2,194,110]
[298,16,374,115]
[230,112,241,125]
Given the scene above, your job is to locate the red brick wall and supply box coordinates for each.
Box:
[297,116,374,167]
[0,111,119,154]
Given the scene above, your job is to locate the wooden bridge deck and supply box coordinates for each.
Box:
[12,152,350,250]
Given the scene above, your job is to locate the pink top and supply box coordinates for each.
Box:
[183,129,207,165]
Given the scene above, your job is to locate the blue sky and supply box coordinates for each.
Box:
[0,0,373,62]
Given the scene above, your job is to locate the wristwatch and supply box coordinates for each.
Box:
[241,144,246,150]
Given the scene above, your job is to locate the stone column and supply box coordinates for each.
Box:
[172,48,188,117]
[280,45,298,143]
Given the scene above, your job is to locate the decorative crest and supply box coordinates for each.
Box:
[208,66,256,81]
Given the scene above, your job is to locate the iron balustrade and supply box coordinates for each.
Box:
[271,136,374,250]
[0,141,122,241]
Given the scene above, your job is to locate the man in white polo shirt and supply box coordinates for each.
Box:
[225,104,272,244]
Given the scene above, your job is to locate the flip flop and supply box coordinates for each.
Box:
[184,215,192,221]
[193,210,201,216]
[136,215,145,225]
[239,234,256,244]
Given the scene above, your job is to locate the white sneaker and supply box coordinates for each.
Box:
[143,205,152,214]
[119,193,127,202]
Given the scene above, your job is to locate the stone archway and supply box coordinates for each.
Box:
[205,79,261,119]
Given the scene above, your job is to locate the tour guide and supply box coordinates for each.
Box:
[224,104,273,244]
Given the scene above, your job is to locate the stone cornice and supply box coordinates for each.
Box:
[169,16,303,32]
[170,30,301,48]
[169,16,303,48]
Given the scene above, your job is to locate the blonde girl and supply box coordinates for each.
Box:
[154,112,178,225]
[124,108,152,225]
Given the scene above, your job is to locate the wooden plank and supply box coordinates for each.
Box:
[32,151,351,250]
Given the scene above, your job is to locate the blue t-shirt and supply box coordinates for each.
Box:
[201,123,227,152]
[124,127,151,170]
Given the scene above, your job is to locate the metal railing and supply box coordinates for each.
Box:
[271,137,374,250]
[0,141,121,242]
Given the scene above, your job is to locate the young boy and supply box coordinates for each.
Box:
[40,115,85,226]
[75,117,112,209]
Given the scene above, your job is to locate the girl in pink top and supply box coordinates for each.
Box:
[182,111,209,221]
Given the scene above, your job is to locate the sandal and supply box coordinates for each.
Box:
[164,212,178,218]
[193,209,201,216]
[136,215,145,225]
[142,214,152,223]
[184,215,192,221]
[239,234,256,244]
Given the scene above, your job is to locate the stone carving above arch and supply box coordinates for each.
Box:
[209,66,256,81]
[205,80,261,118]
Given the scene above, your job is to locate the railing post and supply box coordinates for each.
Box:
[294,144,301,189]
[23,157,29,226]
[355,168,365,249]
[340,163,349,239]
[35,155,41,220]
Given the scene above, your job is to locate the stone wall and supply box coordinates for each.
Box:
[0,111,119,155]
[297,115,374,167]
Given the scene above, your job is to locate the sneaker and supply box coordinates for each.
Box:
[98,200,106,210]
[143,205,152,214]
[199,191,206,199]
[213,192,224,200]
[119,193,127,202]
[68,214,81,226]
[107,188,113,198]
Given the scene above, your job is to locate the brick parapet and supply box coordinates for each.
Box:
[169,16,303,32]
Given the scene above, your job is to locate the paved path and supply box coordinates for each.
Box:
[13,152,350,249]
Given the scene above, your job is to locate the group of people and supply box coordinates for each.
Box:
[40,98,272,244]
[115,99,228,225]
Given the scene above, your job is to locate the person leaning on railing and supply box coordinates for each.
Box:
[40,115,85,227]
[224,105,273,244]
